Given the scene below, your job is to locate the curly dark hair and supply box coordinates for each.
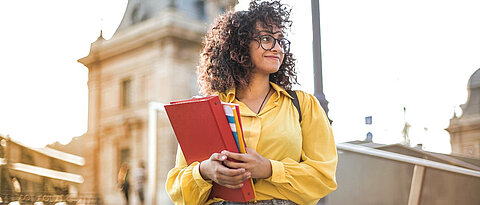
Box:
[197,0,298,95]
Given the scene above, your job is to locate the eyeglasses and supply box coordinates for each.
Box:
[253,35,291,54]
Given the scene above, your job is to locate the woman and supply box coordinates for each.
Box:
[166,1,337,204]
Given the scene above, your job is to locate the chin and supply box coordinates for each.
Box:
[255,64,281,74]
[268,67,280,74]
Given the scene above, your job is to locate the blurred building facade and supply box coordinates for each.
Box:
[0,135,94,204]
[78,0,236,204]
[447,68,480,159]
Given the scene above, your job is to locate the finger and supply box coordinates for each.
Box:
[210,152,227,162]
[216,165,245,177]
[216,167,251,181]
[223,160,247,169]
[216,172,251,185]
[222,151,248,162]
[216,175,246,185]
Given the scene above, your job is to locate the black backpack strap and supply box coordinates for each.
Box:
[286,90,302,123]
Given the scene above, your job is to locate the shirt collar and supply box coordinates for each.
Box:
[219,88,236,103]
[270,82,294,100]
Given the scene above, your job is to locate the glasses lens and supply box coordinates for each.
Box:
[260,35,274,50]
[257,35,290,53]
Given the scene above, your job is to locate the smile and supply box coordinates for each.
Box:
[265,56,280,60]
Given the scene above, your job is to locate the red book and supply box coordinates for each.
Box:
[164,95,255,202]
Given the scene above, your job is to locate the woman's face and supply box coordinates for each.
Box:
[249,22,285,75]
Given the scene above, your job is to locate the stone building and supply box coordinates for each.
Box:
[0,135,92,204]
[77,0,236,204]
[447,68,480,159]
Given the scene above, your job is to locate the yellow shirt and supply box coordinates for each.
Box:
[166,82,337,205]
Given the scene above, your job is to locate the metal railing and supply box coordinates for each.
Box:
[337,143,480,178]
[337,142,480,205]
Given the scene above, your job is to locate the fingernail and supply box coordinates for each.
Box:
[221,155,227,160]
[221,150,227,154]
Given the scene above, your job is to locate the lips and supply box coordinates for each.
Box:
[265,55,280,61]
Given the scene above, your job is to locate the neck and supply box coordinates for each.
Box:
[236,73,271,101]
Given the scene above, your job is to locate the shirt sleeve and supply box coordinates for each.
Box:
[165,145,213,205]
[264,91,338,204]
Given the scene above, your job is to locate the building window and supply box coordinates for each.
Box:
[119,148,131,166]
[50,158,66,172]
[218,6,226,14]
[122,79,133,108]
[20,151,34,165]
[195,0,206,20]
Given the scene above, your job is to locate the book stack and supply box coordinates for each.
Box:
[165,95,256,202]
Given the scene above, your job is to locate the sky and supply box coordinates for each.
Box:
[1,0,479,154]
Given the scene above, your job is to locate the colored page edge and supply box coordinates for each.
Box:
[232,106,246,154]
[232,105,256,200]
[223,103,241,152]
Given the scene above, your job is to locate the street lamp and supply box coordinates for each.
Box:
[311,0,330,123]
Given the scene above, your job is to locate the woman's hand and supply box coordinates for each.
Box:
[222,148,272,179]
[199,152,251,189]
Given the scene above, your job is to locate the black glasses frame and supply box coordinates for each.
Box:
[252,34,291,54]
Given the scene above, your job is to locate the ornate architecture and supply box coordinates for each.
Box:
[0,135,93,204]
[447,68,480,159]
[78,0,236,204]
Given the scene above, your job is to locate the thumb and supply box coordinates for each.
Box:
[210,152,227,161]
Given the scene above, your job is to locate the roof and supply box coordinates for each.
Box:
[460,68,480,116]
[468,68,480,89]
[114,0,210,36]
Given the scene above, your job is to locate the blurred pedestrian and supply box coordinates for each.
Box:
[134,161,146,204]
[118,162,130,205]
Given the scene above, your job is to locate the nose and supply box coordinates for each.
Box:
[271,39,283,53]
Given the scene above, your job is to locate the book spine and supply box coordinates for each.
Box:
[209,98,255,202]
[209,98,238,153]
[233,105,256,200]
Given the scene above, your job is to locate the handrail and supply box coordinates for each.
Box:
[337,143,480,178]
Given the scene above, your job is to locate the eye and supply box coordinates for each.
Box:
[260,35,273,43]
